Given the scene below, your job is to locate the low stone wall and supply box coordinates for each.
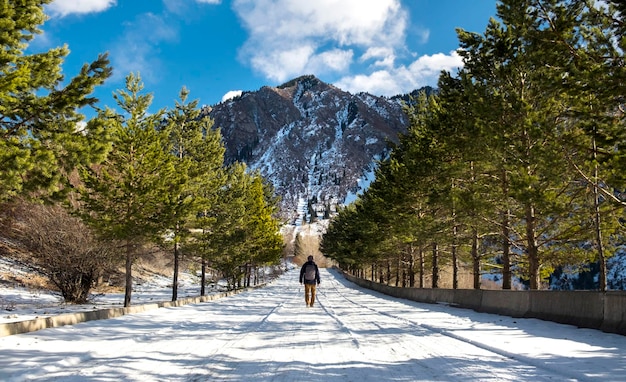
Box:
[0,287,254,337]
[342,272,626,336]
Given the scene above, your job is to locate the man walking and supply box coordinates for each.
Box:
[299,255,320,307]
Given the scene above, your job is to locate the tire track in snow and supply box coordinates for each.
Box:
[187,285,298,381]
[316,272,476,381]
[324,269,584,381]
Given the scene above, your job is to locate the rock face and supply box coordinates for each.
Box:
[205,75,412,223]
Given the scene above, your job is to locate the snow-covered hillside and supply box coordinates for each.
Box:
[206,75,410,222]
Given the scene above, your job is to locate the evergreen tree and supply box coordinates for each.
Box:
[322,90,452,287]
[321,202,370,275]
[78,73,182,307]
[546,0,626,290]
[360,161,426,287]
[199,164,282,289]
[431,73,499,289]
[293,233,304,258]
[456,0,586,289]
[244,174,283,284]
[163,87,225,301]
[1,0,112,202]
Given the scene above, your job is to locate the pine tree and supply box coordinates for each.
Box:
[163,87,224,301]
[199,164,282,289]
[321,202,367,275]
[244,174,283,284]
[1,0,112,202]
[455,0,588,289]
[433,72,499,289]
[543,0,626,290]
[78,73,182,307]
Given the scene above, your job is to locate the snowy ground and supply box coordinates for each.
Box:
[0,269,210,324]
[1,268,626,381]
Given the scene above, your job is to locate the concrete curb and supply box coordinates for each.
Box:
[0,286,260,337]
[342,272,626,336]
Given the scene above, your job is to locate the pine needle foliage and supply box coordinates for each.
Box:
[78,73,183,307]
[0,0,112,202]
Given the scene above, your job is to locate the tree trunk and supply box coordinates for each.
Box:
[592,137,607,291]
[525,203,541,290]
[408,244,415,287]
[418,247,424,288]
[395,254,400,287]
[201,259,206,296]
[501,168,512,290]
[172,240,179,301]
[451,180,458,289]
[124,242,133,307]
[432,243,439,289]
[502,210,512,290]
[472,228,480,290]
[452,225,458,290]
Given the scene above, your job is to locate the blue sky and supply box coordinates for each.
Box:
[34,0,498,115]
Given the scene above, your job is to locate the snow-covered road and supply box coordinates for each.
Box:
[1,268,625,381]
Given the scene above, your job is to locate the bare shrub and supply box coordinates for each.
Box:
[0,200,118,303]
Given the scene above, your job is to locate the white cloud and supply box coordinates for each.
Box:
[46,0,116,18]
[162,0,189,15]
[231,0,463,96]
[233,0,407,82]
[360,47,396,68]
[110,13,179,83]
[221,90,243,102]
[417,29,431,45]
[310,49,354,72]
[336,70,401,96]
[361,47,393,62]
[163,0,220,15]
[407,51,463,81]
[250,45,315,82]
[335,50,463,97]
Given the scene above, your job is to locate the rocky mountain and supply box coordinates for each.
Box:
[204,75,419,223]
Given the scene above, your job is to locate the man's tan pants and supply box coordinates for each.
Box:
[304,283,317,307]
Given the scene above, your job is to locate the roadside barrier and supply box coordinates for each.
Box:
[342,272,626,336]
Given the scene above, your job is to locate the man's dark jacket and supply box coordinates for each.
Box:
[299,260,320,285]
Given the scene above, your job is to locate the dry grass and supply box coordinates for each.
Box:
[0,242,193,295]
[0,271,55,290]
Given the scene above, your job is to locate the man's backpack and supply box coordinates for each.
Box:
[304,264,316,282]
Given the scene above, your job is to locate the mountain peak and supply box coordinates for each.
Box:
[207,76,412,222]
[277,74,322,89]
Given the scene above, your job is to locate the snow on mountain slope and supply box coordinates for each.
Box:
[205,75,412,222]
